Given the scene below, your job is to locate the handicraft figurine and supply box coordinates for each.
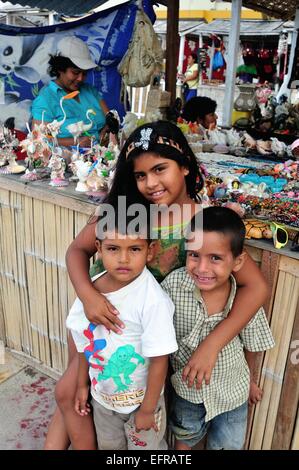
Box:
[0,124,25,174]
[48,149,68,187]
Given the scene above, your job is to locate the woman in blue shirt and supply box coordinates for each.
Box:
[31,36,110,148]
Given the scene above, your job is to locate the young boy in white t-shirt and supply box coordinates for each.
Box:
[66,210,178,450]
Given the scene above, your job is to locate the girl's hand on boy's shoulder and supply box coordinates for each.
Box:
[74,386,91,417]
[134,409,157,433]
[182,341,219,389]
[83,290,124,334]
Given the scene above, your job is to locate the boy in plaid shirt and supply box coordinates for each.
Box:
[162,206,274,450]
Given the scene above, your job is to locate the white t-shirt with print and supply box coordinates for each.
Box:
[66,267,178,414]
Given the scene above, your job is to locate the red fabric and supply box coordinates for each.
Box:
[13,129,27,160]
[183,37,199,73]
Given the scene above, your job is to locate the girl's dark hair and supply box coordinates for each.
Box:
[187,206,245,257]
[96,205,151,242]
[47,54,80,77]
[182,96,217,122]
[105,120,204,207]
[189,53,198,63]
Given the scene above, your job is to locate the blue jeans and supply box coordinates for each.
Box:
[169,393,248,449]
[185,88,197,103]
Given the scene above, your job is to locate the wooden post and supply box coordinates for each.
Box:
[165,0,179,104]
[271,298,299,449]
[199,33,203,86]
[222,0,242,127]
[178,34,185,74]
[277,8,299,101]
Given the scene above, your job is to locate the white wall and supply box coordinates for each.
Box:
[93,0,130,12]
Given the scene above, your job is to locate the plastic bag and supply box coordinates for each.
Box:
[212,51,225,70]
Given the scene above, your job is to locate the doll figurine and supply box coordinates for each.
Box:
[48,151,68,187]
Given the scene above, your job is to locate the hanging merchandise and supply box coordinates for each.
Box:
[242,46,255,57]
[118,6,163,89]
[278,34,288,56]
[212,49,225,71]
[237,43,244,67]
[258,49,271,59]
[198,48,208,72]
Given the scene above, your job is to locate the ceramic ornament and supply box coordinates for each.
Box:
[21,169,39,181]
[48,149,68,187]
[74,160,92,192]
[19,123,51,179]
[86,166,108,193]
[66,108,96,145]
[0,125,25,174]
[85,143,119,194]
[46,90,80,146]
[0,126,8,167]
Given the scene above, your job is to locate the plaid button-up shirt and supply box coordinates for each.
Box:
[161,268,275,422]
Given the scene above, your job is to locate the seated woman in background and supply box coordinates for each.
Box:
[182,96,218,137]
[31,36,111,148]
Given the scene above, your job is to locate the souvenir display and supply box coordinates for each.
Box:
[20,123,51,180]
[196,144,298,249]
[66,108,96,145]
[46,91,80,146]
[0,124,25,174]
[48,149,69,187]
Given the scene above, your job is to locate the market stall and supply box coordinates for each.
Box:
[181,125,299,449]
[173,18,293,126]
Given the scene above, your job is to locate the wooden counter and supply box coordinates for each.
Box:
[0,174,95,375]
[0,174,298,450]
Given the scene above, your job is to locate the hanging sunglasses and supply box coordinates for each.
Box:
[270,222,288,249]
[291,232,299,252]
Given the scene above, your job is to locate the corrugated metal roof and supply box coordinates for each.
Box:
[2,1,298,20]
[182,19,293,37]
[153,19,206,35]
[0,0,128,15]
[227,0,299,21]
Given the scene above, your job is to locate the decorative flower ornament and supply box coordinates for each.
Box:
[135,128,153,151]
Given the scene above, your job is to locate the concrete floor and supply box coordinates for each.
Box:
[0,350,205,451]
[0,351,56,450]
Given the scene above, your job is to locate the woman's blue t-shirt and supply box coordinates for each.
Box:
[31,81,105,139]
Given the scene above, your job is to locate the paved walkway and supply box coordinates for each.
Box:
[0,350,57,450]
[0,350,204,451]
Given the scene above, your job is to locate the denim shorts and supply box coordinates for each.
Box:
[169,393,248,449]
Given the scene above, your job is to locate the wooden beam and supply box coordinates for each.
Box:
[277,8,299,100]
[165,0,179,104]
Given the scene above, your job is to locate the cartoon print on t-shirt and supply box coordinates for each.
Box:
[96,345,145,393]
[83,323,107,372]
